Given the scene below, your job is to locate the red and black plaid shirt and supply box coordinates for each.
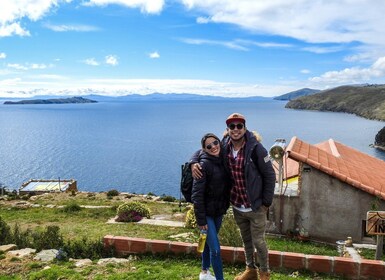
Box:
[227,140,251,208]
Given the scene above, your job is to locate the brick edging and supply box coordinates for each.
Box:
[103,235,385,280]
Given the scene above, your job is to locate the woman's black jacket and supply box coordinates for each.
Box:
[191,151,231,226]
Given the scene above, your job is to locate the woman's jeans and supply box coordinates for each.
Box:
[201,215,224,280]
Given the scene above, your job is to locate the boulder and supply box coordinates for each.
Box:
[7,248,36,258]
[33,249,58,262]
[0,244,17,252]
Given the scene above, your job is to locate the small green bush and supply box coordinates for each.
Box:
[160,195,177,202]
[12,223,34,248]
[116,201,150,222]
[219,209,243,247]
[62,237,114,259]
[107,189,120,197]
[184,208,196,229]
[62,201,82,213]
[32,225,64,251]
[0,216,12,245]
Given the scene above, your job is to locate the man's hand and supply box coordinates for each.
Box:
[191,163,203,179]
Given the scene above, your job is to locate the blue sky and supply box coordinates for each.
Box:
[1,0,385,97]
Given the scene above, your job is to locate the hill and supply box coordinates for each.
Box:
[285,85,385,121]
[3,96,97,105]
[274,88,320,100]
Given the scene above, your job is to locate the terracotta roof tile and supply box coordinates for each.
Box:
[286,137,385,200]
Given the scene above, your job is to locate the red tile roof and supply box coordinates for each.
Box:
[285,136,385,200]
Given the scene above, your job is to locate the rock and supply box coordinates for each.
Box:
[375,127,385,150]
[0,244,17,252]
[7,248,36,258]
[97,257,130,265]
[33,249,58,262]
[72,258,93,267]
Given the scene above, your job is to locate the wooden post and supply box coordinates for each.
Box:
[376,235,384,260]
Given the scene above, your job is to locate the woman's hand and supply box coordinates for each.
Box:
[199,224,208,231]
[191,163,203,179]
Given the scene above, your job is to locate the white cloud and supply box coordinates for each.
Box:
[0,78,297,98]
[180,37,292,51]
[196,17,209,24]
[84,58,100,66]
[0,0,64,37]
[44,23,99,32]
[7,63,28,71]
[149,51,160,59]
[105,55,118,66]
[0,22,30,37]
[0,52,6,59]
[180,0,385,48]
[302,45,345,54]
[84,0,164,14]
[180,38,249,51]
[309,56,385,84]
[301,69,310,74]
[7,63,51,71]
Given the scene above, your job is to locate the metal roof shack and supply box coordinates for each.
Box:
[19,179,77,195]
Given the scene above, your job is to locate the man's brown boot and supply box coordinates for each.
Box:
[234,267,259,280]
[259,271,270,280]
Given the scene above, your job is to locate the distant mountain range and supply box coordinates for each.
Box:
[3,96,97,105]
[285,84,385,121]
[1,93,273,103]
[273,88,321,100]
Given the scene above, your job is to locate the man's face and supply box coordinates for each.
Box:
[227,122,246,142]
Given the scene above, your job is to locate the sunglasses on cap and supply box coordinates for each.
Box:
[228,123,244,130]
[206,140,219,150]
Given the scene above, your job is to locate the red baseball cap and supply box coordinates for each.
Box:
[226,113,246,126]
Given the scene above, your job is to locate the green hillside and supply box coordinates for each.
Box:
[285,85,385,121]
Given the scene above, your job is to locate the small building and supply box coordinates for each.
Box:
[19,179,77,195]
[268,137,385,243]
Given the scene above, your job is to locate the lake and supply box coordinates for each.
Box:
[0,99,384,198]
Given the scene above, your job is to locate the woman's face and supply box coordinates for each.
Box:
[204,137,220,157]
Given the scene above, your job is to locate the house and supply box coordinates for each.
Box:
[268,136,385,243]
[19,179,77,195]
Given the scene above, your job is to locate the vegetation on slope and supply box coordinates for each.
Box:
[285,85,385,121]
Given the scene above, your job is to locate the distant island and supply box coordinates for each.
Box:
[3,96,97,105]
[285,84,385,121]
[274,88,320,101]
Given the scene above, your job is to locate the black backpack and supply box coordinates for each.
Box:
[180,162,193,203]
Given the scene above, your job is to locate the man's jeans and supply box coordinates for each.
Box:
[233,207,269,272]
[202,215,224,280]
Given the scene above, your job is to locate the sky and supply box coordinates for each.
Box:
[1,0,385,98]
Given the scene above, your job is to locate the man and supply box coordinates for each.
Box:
[191,113,276,280]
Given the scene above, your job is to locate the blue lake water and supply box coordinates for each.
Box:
[0,100,384,198]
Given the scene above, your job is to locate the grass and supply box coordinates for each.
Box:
[0,192,347,279]
[358,248,385,261]
[0,254,345,280]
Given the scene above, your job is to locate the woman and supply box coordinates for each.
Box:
[191,133,231,280]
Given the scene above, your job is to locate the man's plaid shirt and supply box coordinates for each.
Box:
[227,140,251,208]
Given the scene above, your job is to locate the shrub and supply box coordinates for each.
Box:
[11,223,33,248]
[62,237,114,259]
[106,189,120,198]
[219,208,243,247]
[116,201,150,223]
[184,208,197,229]
[0,216,12,245]
[160,195,177,202]
[32,225,64,251]
[62,201,82,213]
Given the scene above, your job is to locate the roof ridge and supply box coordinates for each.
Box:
[328,139,341,157]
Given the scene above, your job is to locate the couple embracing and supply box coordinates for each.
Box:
[190,113,276,280]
